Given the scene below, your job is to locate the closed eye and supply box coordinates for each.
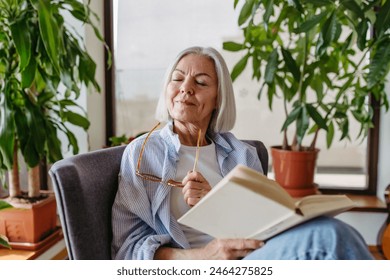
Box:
[196,80,207,86]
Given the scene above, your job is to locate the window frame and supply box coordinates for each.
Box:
[102,2,380,195]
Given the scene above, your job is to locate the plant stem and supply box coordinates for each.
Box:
[282,74,289,150]
[293,33,309,151]
[298,33,309,104]
[309,128,319,150]
[9,140,21,198]
[28,165,41,198]
[291,132,298,151]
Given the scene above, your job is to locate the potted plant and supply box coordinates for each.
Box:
[224,0,390,196]
[0,0,106,247]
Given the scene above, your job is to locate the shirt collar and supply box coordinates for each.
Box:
[159,121,181,154]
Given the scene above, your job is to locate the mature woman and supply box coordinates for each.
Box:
[111,46,373,260]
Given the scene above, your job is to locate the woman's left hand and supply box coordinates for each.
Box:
[182,171,211,207]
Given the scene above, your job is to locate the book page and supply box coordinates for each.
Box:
[296,195,355,217]
[226,165,296,210]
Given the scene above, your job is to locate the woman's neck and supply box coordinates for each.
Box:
[173,121,209,146]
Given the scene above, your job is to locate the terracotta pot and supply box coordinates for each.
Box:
[0,195,57,244]
[271,146,319,197]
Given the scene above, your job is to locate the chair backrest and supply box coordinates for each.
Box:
[49,140,268,259]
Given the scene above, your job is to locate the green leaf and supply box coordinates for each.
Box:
[340,0,364,18]
[0,84,15,169]
[306,104,327,130]
[267,83,275,110]
[290,0,304,13]
[339,118,349,141]
[234,0,240,9]
[10,19,31,71]
[294,11,328,33]
[78,53,100,92]
[281,106,302,131]
[238,0,255,26]
[281,48,300,82]
[311,75,324,101]
[0,234,11,249]
[367,38,390,89]
[109,134,129,147]
[263,0,274,23]
[304,0,333,7]
[60,69,73,90]
[341,33,353,53]
[17,100,47,167]
[45,121,63,162]
[252,53,261,80]
[296,105,310,145]
[223,41,244,52]
[375,0,390,37]
[65,0,89,22]
[356,19,368,51]
[231,53,249,82]
[21,56,37,88]
[326,120,335,148]
[58,99,83,108]
[264,49,278,84]
[316,11,337,56]
[0,200,12,210]
[37,0,61,73]
[14,107,29,158]
[63,111,90,130]
[257,83,266,100]
[308,124,318,134]
[65,127,79,154]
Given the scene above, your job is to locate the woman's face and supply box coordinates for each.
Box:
[166,54,218,129]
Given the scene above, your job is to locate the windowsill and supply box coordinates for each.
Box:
[0,233,67,260]
[346,194,387,213]
[266,172,387,213]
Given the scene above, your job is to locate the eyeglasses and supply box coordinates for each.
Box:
[135,122,202,188]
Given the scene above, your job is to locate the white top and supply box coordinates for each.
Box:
[170,141,223,248]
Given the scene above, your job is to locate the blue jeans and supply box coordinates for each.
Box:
[243,216,375,260]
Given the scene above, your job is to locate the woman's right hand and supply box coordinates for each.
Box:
[196,238,264,260]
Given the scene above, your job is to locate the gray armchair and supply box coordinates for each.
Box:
[49,140,268,260]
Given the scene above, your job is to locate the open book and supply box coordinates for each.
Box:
[178,165,355,241]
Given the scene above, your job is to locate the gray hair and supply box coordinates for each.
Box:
[155,46,236,133]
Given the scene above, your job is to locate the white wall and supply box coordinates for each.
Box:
[84,0,106,151]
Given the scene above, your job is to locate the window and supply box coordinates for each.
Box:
[103,0,379,194]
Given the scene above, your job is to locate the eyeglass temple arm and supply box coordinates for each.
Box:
[136,122,161,172]
[192,128,202,173]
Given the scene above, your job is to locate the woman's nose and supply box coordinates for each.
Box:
[180,86,194,95]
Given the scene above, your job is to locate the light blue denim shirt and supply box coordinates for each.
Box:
[111,122,263,260]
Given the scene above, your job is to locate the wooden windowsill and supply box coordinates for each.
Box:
[0,232,67,260]
[346,195,387,213]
